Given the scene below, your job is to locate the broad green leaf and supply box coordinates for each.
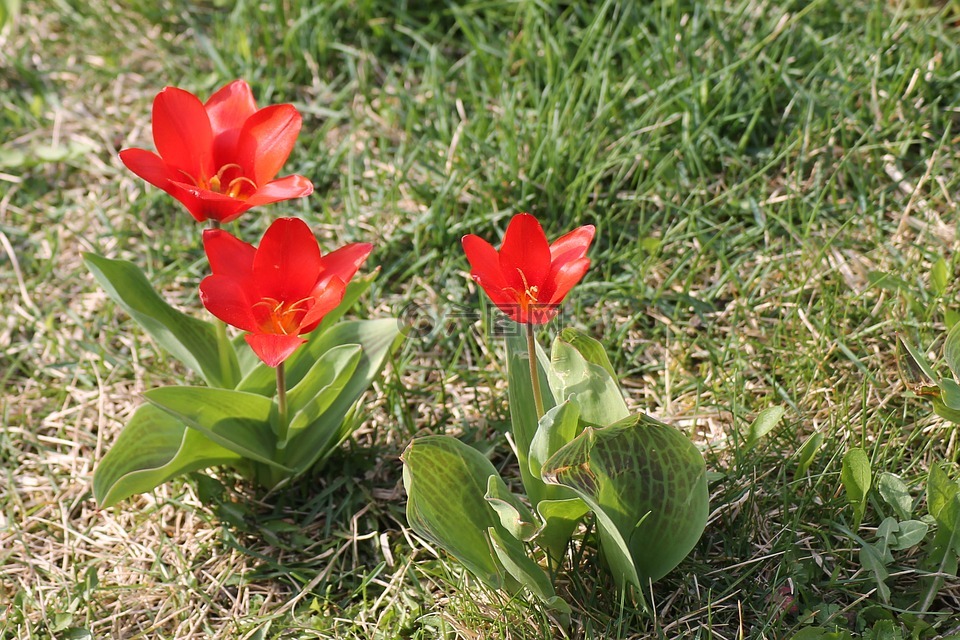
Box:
[945,321,960,379]
[795,432,823,477]
[547,337,629,427]
[528,400,582,480]
[891,520,929,550]
[841,448,871,528]
[558,327,616,378]
[920,464,960,613]
[488,527,570,614]
[932,257,948,295]
[543,414,708,587]
[505,332,556,507]
[484,475,540,542]
[859,541,891,603]
[237,319,394,396]
[940,378,960,410]
[926,463,959,527]
[145,386,286,470]
[84,253,240,388]
[745,405,785,450]
[877,472,912,521]
[282,319,402,472]
[933,397,960,423]
[286,344,362,436]
[401,435,515,591]
[94,404,241,507]
[535,497,590,561]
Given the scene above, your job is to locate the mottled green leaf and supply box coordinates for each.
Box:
[286,344,362,436]
[488,527,570,614]
[485,475,540,542]
[543,414,708,587]
[558,328,616,378]
[547,337,629,427]
[94,404,241,507]
[401,436,515,591]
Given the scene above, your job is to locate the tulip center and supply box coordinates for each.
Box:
[510,268,542,314]
[252,297,312,335]
[184,163,258,199]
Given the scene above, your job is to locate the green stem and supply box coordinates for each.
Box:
[275,362,289,451]
[209,219,221,230]
[527,322,545,420]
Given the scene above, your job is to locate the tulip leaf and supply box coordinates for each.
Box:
[945,321,960,379]
[286,344,363,432]
[144,387,287,470]
[401,435,517,591]
[282,319,403,473]
[547,336,629,427]
[505,332,556,507]
[488,527,571,615]
[535,497,590,561]
[484,475,540,542]
[529,400,582,481]
[558,327,617,378]
[543,414,709,588]
[84,253,240,388]
[93,403,241,507]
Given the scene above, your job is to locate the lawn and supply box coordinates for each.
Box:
[3,0,960,638]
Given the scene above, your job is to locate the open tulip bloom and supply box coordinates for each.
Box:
[119,80,314,223]
[200,217,372,368]
[462,213,595,325]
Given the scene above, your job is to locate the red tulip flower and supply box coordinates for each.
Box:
[120,80,314,224]
[462,213,595,324]
[200,217,372,367]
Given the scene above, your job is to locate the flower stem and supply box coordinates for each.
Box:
[275,362,289,451]
[527,322,545,420]
[209,220,221,230]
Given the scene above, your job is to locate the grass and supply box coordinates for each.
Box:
[3,0,960,637]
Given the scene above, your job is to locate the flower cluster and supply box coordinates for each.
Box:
[121,80,367,368]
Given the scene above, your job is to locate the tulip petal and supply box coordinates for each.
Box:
[205,80,257,163]
[199,274,258,332]
[236,104,302,186]
[118,148,181,190]
[549,225,595,265]
[202,229,256,280]
[544,257,591,305]
[300,277,346,333]
[462,234,509,290]
[245,333,306,368]
[167,179,250,223]
[245,174,314,207]
[499,213,551,293]
[152,86,214,180]
[319,242,373,286]
[252,217,322,301]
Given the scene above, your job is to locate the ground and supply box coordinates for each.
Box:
[2,1,960,638]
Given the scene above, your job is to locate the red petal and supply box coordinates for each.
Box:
[300,277,346,333]
[119,148,181,189]
[205,80,257,164]
[462,234,509,291]
[152,86,214,181]
[471,273,523,322]
[543,257,590,305]
[202,229,256,279]
[498,213,551,294]
[319,242,372,286]
[245,175,314,207]
[252,217,322,301]
[549,225,595,265]
[245,333,306,368]
[236,104,302,186]
[167,179,249,223]
[199,274,258,332]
